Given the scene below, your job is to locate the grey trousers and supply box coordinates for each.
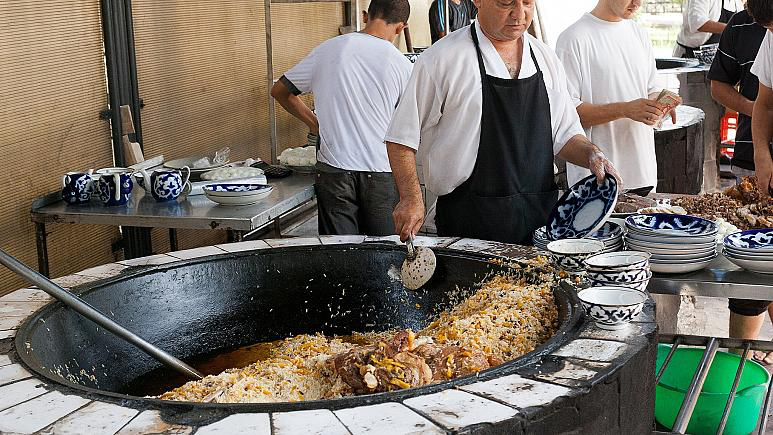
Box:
[314,167,398,236]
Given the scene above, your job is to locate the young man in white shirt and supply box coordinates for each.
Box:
[674,0,743,58]
[271,0,413,236]
[556,0,676,192]
[749,0,773,198]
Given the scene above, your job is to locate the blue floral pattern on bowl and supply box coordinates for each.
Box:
[547,174,618,241]
[626,214,718,237]
[135,168,190,202]
[724,229,773,252]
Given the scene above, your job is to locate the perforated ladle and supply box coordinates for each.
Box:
[400,235,437,290]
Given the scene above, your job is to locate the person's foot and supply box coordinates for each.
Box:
[753,351,773,369]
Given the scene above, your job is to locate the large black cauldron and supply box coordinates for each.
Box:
[15,244,581,412]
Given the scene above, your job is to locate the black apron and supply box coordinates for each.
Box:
[435,26,558,245]
[678,0,733,58]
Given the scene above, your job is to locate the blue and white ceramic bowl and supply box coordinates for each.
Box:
[578,286,647,330]
[625,214,718,237]
[724,229,773,254]
[61,172,95,205]
[547,174,619,241]
[547,239,605,273]
[590,277,651,293]
[586,267,651,283]
[203,183,273,197]
[584,251,651,272]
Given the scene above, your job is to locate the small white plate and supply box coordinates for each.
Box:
[723,250,773,261]
[724,254,773,274]
[649,257,716,274]
[204,190,272,205]
[624,237,716,251]
[625,230,716,245]
[625,242,716,256]
[650,250,717,261]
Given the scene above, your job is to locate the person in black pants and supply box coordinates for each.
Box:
[428,0,477,43]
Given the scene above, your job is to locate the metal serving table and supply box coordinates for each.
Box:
[31,174,315,277]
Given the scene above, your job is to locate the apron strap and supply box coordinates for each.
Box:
[470,25,541,79]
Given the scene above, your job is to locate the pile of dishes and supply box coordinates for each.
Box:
[584,251,652,292]
[624,214,718,274]
[534,222,623,253]
[723,229,773,275]
[546,239,605,275]
[202,183,273,206]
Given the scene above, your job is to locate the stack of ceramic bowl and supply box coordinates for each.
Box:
[546,239,605,275]
[202,183,273,206]
[723,229,773,275]
[534,222,623,253]
[624,214,718,274]
[584,251,651,291]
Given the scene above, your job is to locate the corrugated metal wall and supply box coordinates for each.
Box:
[0,0,119,295]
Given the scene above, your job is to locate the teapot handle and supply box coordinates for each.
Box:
[113,173,121,202]
[180,166,191,185]
[62,174,68,188]
[139,168,151,191]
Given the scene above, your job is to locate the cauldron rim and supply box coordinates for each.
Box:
[15,243,584,412]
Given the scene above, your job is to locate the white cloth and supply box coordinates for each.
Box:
[674,0,743,57]
[752,31,773,89]
[557,13,660,190]
[384,20,584,196]
[283,32,412,172]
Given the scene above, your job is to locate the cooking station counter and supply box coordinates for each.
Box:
[30,174,315,276]
[649,254,773,301]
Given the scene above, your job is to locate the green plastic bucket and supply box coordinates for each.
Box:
[655,343,770,435]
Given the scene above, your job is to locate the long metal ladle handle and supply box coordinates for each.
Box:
[406,234,417,260]
[0,248,203,380]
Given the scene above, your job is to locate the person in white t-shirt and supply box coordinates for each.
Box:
[674,0,743,58]
[556,0,677,191]
[271,0,413,235]
[749,0,773,198]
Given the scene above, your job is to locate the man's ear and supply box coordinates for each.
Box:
[362,11,369,24]
[396,23,407,35]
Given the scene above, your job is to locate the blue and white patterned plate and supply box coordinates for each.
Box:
[724,229,773,253]
[546,174,618,241]
[625,213,718,237]
[203,183,272,197]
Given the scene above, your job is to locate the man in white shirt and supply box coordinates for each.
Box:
[385,0,620,244]
[750,0,773,198]
[675,0,743,58]
[556,0,676,191]
[271,0,413,235]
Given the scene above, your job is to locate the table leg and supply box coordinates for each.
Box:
[169,229,179,252]
[227,230,244,243]
[35,222,50,277]
[123,227,153,259]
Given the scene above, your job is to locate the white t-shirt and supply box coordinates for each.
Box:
[752,31,773,89]
[674,0,743,57]
[283,32,412,172]
[384,20,584,196]
[557,13,660,190]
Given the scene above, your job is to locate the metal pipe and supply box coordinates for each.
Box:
[0,248,203,381]
[759,371,773,435]
[655,336,681,385]
[443,0,450,39]
[673,337,719,433]
[660,333,773,353]
[716,342,750,435]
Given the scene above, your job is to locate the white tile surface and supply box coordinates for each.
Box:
[335,402,443,435]
[0,316,25,331]
[0,378,47,412]
[273,409,348,435]
[118,254,178,267]
[215,240,271,252]
[413,236,459,248]
[0,364,32,386]
[116,410,193,435]
[448,238,509,254]
[403,389,518,430]
[265,237,321,248]
[0,330,15,339]
[168,246,226,260]
[461,374,573,409]
[52,274,100,288]
[529,358,610,386]
[552,339,627,362]
[0,288,52,303]
[76,263,128,278]
[0,301,47,318]
[0,355,11,366]
[364,235,402,244]
[0,391,90,434]
[43,400,139,435]
[319,235,367,245]
[196,413,271,434]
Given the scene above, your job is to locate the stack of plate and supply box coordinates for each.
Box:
[534,222,623,253]
[624,214,718,274]
[723,229,773,275]
[203,183,273,206]
[584,251,651,292]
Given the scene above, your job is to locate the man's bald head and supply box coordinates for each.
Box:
[472,0,534,42]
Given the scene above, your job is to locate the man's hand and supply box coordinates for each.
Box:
[755,157,773,198]
[623,98,665,126]
[393,196,425,242]
[669,108,677,125]
[589,150,623,191]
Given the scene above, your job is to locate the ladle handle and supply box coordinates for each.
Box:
[0,248,203,381]
[406,234,417,260]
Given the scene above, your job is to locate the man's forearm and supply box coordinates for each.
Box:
[711,81,755,116]
[557,134,602,168]
[576,102,626,129]
[270,82,319,133]
[697,20,726,34]
[386,142,422,201]
[752,85,773,162]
